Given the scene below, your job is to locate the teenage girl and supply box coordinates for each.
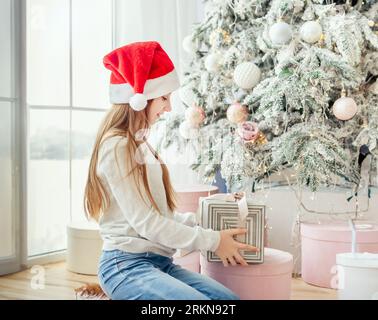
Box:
[84,41,259,300]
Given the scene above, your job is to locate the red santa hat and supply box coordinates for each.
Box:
[103,41,180,111]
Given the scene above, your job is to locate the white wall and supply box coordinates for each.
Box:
[115,0,204,74]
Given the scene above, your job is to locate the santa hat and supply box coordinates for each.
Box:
[103,41,180,111]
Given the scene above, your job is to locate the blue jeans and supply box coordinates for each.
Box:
[98,249,240,300]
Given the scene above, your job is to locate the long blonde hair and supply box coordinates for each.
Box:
[84,102,177,221]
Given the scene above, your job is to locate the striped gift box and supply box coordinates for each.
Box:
[200,196,265,263]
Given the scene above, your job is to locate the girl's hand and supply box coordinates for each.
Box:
[214,228,259,267]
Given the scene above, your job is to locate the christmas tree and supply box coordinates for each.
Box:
[158,0,378,194]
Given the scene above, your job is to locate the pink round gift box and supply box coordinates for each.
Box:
[200,248,293,300]
[173,251,201,273]
[301,222,378,288]
[174,184,219,213]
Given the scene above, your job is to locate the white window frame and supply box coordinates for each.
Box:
[0,0,23,275]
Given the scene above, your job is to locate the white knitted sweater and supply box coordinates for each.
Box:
[97,136,220,257]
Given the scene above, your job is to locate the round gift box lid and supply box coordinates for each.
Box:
[300,222,378,243]
[336,252,378,269]
[201,248,293,276]
[174,184,218,194]
[260,248,293,274]
[67,221,101,240]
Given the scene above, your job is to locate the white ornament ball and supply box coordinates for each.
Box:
[204,53,221,72]
[179,121,200,139]
[332,97,358,121]
[269,22,293,45]
[185,105,205,127]
[179,86,195,107]
[300,21,323,44]
[226,103,249,124]
[233,62,261,89]
[182,35,196,54]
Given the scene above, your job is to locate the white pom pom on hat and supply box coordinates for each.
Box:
[103,41,180,111]
[129,93,148,111]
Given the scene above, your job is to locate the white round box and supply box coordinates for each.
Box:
[336,252,378,300]
[67,222,103,275]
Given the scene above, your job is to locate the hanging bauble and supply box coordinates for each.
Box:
[226,102,249,124]
[185,105,205,127]
[269,21,293,45]
[237,121,260,144]
[300,21,323,43]
[182,35,196,54]
[233,62,261,89]
[179,121,200,139]
[179,86,196,107]
[204,53,221,72]
[332,97,358,120]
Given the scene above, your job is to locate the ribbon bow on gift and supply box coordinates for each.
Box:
[204,191,249,244]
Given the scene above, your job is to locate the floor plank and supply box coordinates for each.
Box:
[0,262,337,300]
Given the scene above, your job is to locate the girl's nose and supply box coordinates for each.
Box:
[164,103,172,112]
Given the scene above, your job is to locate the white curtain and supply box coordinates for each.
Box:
[115,0,204,73]
[115,0,206,186]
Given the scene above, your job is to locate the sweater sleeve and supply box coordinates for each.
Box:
[173,211,198,227]
[97,138,220,253]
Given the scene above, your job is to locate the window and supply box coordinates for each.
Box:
[27,0,112,257]
[24,0,202,259]
[71,111,105,222]
[28,109,70,256]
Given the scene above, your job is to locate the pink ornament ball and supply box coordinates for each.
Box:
[332,97,357,121]
[227,103,249,124]
[185,105,205,127]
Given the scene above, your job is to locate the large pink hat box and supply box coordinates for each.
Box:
[301,222,378,288]
[200,248,293,300]
[174,184,219,213]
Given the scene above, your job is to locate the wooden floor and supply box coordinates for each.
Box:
[0,262,337,300]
